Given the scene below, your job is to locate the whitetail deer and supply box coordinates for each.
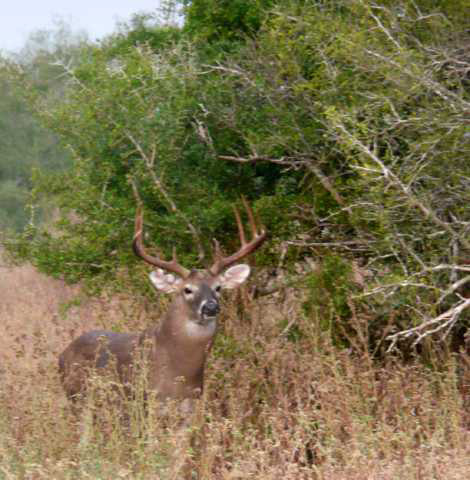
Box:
[58,199,266,408]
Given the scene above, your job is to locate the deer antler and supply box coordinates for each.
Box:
[209,198,267,275]
[133,206,190,278]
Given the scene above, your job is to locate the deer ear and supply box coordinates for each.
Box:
[149,270,183,293]
[219,264,251,289]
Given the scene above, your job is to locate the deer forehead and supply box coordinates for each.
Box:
[181,282,216,295]
[183,271,219,288]
[185,264,251,290]
[149,264,251,294]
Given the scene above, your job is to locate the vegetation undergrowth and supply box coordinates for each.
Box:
[0,257,468,479]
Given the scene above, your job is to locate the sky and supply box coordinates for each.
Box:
[0,1,164,53]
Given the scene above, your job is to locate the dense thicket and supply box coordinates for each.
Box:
[4,0,469,353]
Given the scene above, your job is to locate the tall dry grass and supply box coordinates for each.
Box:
[0,256,469,479]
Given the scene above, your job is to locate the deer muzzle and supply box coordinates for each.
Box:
[201,299,220,318]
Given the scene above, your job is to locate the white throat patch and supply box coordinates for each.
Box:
[184,318,216,339]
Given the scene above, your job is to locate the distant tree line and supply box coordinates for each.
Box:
[0,20,89,230]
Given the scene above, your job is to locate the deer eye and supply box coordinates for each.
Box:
[214,285,222,294]
[184,287,194,295]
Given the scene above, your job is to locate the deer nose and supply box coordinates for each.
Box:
[202,300,220,317]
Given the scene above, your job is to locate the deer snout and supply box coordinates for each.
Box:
[201,299,220,318]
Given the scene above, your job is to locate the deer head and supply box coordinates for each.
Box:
[132,197,267,327]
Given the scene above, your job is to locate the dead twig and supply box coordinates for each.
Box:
[125,132,206,262]
[386,298,470,352]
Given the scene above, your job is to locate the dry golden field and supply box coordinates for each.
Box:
[0,253,469,479]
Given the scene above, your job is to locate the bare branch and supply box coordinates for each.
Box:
[287,240,370,252]
[386,298,470,352]
[220,154,347,207]
[305,163,347,208]
[333,121,470,251]
[368,6,402,51]
[219,154,305,167]
[437,275,470,305]
[125,131,205,262]
[422,264,470,273]
[355,281,436,299]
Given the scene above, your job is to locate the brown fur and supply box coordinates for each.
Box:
[58,270,221,403]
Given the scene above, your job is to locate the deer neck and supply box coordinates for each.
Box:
[154,297,217,377]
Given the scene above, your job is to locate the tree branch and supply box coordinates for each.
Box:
[219,153,347,206]
[125,131,205,262]
[386,297,470,352]
[333,121,470,251]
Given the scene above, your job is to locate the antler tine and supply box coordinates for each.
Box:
[132,207,190,278]
[212,238,222,258]
[232,205,246,246]
[241,195,259,237]
[209,200,267,275]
